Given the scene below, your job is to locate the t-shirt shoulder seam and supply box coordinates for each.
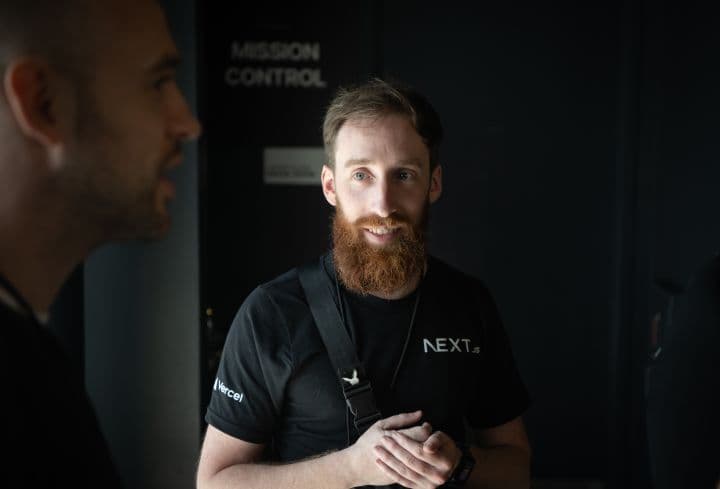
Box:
[256,283,296,373]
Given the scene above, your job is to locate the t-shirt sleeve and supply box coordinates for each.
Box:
[466,283,531,429]
[204,286,293,443]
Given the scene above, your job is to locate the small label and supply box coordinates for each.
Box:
[263,147,325,185]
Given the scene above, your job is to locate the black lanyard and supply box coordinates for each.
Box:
[326,253,423,390]
[0,272,37,322]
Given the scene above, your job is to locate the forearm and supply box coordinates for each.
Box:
[199,449,359,489]
[466,445,531,489]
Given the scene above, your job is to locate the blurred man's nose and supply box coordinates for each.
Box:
[170,88,202,142]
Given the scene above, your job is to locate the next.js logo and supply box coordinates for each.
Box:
[422,337,481,354]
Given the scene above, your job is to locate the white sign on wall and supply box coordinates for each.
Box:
[226,40,327,88]
[263,147,325,185]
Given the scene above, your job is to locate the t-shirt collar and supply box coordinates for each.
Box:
[0,283,49,324]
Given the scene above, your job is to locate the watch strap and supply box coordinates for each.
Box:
[446,446,476,487]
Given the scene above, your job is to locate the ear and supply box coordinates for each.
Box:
[321,164,337,207]
[3,58,63,147]
[428,164,442,203]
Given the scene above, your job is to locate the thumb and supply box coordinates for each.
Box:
[423,431,445,453]
[399,421,433,442]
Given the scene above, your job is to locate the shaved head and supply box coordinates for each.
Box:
[0,0,162,85]
[0,1,99,81]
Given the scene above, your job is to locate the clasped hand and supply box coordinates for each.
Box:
[347,410,462,489]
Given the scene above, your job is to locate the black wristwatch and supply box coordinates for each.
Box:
[446,447,475,487]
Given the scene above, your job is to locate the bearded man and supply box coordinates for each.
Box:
[198,79,531,489]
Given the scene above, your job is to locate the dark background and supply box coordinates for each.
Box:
[196,1,720,488]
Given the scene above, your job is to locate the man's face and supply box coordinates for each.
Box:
[63,0,201,241]
[321,113,442,294]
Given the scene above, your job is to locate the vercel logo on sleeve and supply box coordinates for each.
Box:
[213,378,245,404]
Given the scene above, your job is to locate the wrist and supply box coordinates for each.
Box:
[336,446,362,488]
[450,443,463,473]
[446,445,476,487]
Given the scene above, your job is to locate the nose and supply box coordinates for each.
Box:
[370,176,396,218]
[168,86,202,142]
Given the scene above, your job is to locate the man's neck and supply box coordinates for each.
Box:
[0,244,85,314]
[0,203,98,313]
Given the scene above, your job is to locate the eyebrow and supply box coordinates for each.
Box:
[396,158,423,169]
[343,158,424,169]
[148,53,181,73]
[344,158,371,168]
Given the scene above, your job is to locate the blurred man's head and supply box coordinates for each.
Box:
[321,80,443,296]
[0,0,201,243]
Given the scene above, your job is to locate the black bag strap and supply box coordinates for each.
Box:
[298,259,382,434]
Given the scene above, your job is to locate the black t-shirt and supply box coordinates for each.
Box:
[340,271,419,413]
[0,301,121,488]
[206,253,530,464]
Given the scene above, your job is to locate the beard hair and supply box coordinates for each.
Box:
[332,204,428,296]
[67,92,178,242]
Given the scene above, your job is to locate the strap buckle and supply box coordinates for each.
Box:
[339,366,382,433]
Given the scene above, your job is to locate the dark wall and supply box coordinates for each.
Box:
[645,1,720,282]
[380,1,623,482]
[200,1,720,488]
[638,2,720,488]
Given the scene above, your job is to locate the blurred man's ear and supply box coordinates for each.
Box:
[3,58,64,148]
[321,164,338,207]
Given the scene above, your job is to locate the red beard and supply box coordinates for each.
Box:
[332,205,427,296]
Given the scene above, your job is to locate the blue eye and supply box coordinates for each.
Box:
[352,171,366,181]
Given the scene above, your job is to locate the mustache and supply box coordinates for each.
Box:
[332,209,426,296]
[352,213,411,228]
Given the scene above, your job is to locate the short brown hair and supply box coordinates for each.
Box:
[322,78,444,171]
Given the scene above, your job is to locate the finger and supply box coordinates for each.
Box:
[398,422,433,442]
[374,456,420,489]
[377,410,423,431]
[390,432,455,476]
[423,430,449,453]
[380,436,446,486]
[389,432,428,461]
[374,444,431,488]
